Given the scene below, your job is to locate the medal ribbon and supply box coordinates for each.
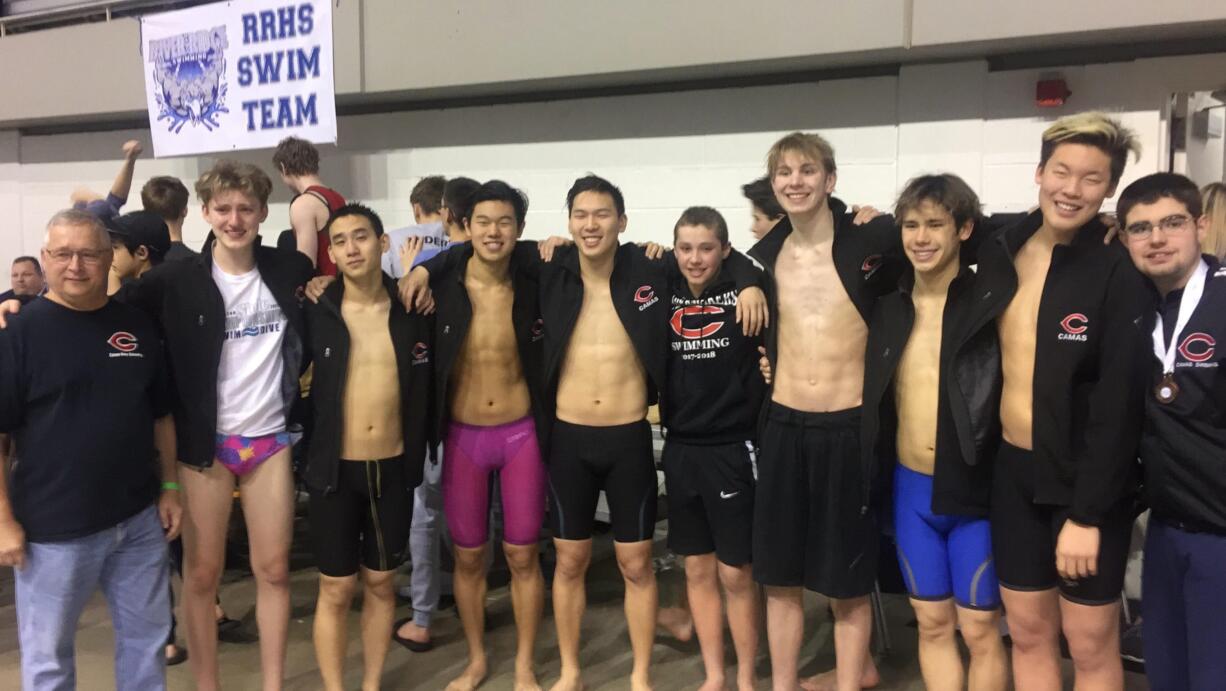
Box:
[1152,259,1208,378]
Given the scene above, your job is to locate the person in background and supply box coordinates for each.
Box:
[742,176,786,241]
[0,257,45,303]
[273,136,346,274]
[391,175,481,654]
[142,176,197,262]
[70,140,142,225]
[106,210,171,294]
[383,175,448,278]
[1201,182,1226,260]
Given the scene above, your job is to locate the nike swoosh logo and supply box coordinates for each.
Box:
[719,491,739,499]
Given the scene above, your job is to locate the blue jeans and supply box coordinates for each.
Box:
[1142,518,1226,691]
[409,451,447,627]
[15,504,170,691]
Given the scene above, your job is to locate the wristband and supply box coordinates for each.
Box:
[162,482,181,491]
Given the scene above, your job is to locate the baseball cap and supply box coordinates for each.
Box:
[106,210,171,259]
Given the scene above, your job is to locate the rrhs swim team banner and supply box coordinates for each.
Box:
[141,0,336,157]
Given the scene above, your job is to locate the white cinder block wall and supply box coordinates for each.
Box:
[3,53,1226,274]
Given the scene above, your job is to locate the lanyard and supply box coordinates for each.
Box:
[1152,260,1208,375]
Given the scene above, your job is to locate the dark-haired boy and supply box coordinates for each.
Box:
[412,180,548,691]
[862,174,1006,691]
[742,176,785,241]
[304,203,432,691]
[1115,172,1226,691]
[106,211,171,294]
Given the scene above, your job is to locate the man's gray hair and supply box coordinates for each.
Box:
[45,209,109,246]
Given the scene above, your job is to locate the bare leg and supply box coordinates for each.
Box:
[685,554,726,691]
[448,544,490,691]
[314,574,358,691]
[180,462,236,691]
[956,606,1007,691]
[239,449,295,691]
[765,585,804,691]
[504,542,544,691]
[909,599,963,691]
[616,540,658,691]
[800,597,879,691]
[1060,597,1123,691]
[359,568,397,691]
[718,561,759,691]
[999,587,1062,691]
[548,538,591,691]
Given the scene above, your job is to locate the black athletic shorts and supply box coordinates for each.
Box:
[990,442,1132,605]
[752,402,878,598]
[547,419,657,543]
[309,456,413,577]
[662,439,756,566]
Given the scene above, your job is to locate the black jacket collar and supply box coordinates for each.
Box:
[319,272,403,316]
[998,209,1109,257]
[750,196,852,268]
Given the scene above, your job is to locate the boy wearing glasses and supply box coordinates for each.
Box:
[1116,172,1226,690]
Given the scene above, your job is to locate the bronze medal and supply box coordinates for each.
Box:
[1155,374,1179,404]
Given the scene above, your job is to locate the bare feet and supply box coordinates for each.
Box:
[696,676,726,691]
[798,658,880,691]
[656,606,694,642]
[630,674,654,691]
[446,657,488,691]
[547,671,586,691]
[397,620,431,645]
[513,667,544,691]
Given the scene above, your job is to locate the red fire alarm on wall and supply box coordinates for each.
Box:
[1036,78,1071,107]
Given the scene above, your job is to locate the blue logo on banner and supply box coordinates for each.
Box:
[148,27,230,133]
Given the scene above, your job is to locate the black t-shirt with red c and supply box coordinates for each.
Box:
[0,297,171,542]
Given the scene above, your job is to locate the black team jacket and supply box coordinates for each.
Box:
[747,197,903,387]
[1140,255,1226,535]
[418,241,547,451]
[303,273,433,494]
[747,197,903,509]
[116,242,313,469]
[862,265,1001,517]
[974,210,1149,526]
[663,264,766,445]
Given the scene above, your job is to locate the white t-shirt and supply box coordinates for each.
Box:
[212,263,288,436]
[382,221,450,278]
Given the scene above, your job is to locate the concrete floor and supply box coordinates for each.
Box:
[0,526,1151,690]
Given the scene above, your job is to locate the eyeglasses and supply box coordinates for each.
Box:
[44,249,109,266]
[1123,214,1193,239]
